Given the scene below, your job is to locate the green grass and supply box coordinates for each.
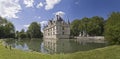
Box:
[0,40,120,59]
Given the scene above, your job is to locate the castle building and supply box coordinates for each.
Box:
[43,15,70,39]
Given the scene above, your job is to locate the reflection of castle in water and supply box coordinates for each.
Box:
[4,39,107,54]
[43,38,107,54]
[43,39,72,54]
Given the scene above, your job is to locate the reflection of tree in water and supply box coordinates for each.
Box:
[4,39,107,54]
[15,39,42,52]
[70,39,107,52]
[4,39,16,44]
[27,39,42,52]
[56,39,73,53]
[44,39,107,54]
[4,39,16,47]
[4,39,43,52]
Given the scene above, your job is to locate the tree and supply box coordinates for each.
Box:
[80,17,90,36]
[87,16,104,36]
[4,22,15,38]
[105,12,120,45]
[19,29,27,39]
[15,31,19,39]
[0,17,8,38]
[27,22,42,38]
[70,16,104,37]
[0,17,15,38]
[0,25,5,38]
[70,19,81,36]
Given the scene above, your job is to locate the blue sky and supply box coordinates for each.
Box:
[0,0,120,31]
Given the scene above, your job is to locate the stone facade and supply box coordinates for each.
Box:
[43,15,70,39]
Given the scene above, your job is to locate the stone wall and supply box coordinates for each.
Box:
[77,36,105,43]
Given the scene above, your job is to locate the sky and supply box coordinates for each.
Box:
[0,0,120,31]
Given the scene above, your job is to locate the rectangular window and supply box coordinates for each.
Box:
[62,27,64,30]
[62,32,64,35]
[53,32,55,35]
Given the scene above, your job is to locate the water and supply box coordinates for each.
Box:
[3,38,107,54]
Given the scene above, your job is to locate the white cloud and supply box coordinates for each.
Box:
[34,16,41,19]
[54,11,65,17]
[24,24,30,28]
[23,0,34,7]
[75,2,79,5]
[45,0,61,10]
[40,21,48,26]
[0,0,21,19]
[39,21,48,32]
[36,2,43,8]
[38,16,41,19]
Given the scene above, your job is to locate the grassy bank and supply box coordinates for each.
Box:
[0,40,120,59]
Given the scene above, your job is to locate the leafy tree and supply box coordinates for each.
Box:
[70,16,104,37]
[80,17,90,36]
[87,16,104,36]
[4,22,15,38]
[70,19,81,36]
[19,29,27,39]
[0,17,15,38]
[26,30,31,38]
[15,31,19,39]
[0,25,5,38]
[105,12,120,45]
[27,22,42,38]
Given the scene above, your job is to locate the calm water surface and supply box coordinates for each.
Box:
[3,38,107,54]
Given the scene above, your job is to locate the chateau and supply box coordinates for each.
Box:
[43,15,70,39]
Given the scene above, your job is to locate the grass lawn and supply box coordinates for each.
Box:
[0,40,120,59]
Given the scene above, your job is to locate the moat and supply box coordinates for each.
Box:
[3,39,107,54]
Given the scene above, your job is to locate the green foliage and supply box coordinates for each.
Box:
[4,22,15,38]
[0,17,15,38]
[27,22,42,38]
[19,29,27,39]
[80,17,90,35]
[70,16,104,36]
[0,26,5,38]
[70,19,81,36]
[87,16,104,36]
[15,22,43,39]
[15,31,19,39]
[105,12,120,45]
